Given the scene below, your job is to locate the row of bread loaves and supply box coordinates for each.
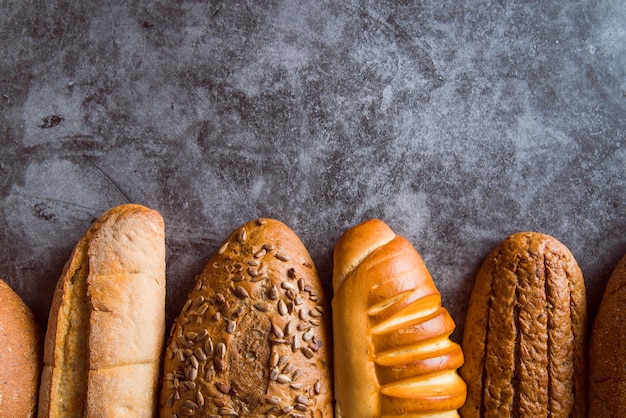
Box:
[0,204,624,417]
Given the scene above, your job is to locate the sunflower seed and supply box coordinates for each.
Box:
[276,374,291,384]
[234,286,249,299]
[218,406,238,416]
[303,329,314,341]
[226,320,236,334]
[256,218,266,225]
[166,393,175,407]
[187,367,198,382]
[294,295,304,305]
[277,299,288,316]
[287,268,297,278]
[282,281,297,291]
[204,337,214,355]
[215,293,226,304]
[266,396,281,405]
[216,382,230,394]
[232,273,245,282]
[294,403,308,411]
[275,253,289,261]
[309,309,321,318]
[292,336,301,352]
[270,367,279,380]
[290,383,303,390]
[263,243,274,251]
[298,309,308,321]
[205,366,215,381]
[254,248,266,258]
[247,259,260,266]
[284,321,294,336]
[218,242,228,254]
[281,405,294,413]
[192,295,205,308]
[180,406,194,416]
[216,343,226,358]
[301,347,314,359]
[189,354,199,369]
[298,278,305,291]
[269,285,279,300]
[215,357,226,372]
[184,400,199,410]
[314,380,321,394]
[282,363,295,374]
[254,302,270,312]
[196,329,209,342]
[247,267,258,277]
[195,303,208,318]
[270,351,280,367]
[238,228,247,242]
[292,369,303,381]
[196,391,205,407]
[272,324,284,339]
[310,319,320,326]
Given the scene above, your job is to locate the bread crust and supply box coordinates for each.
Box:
[459,232,587,418]
[159,218,333,417]
[38,204,166,418]
[589,253,626,417]
[0,279,43,417]
[332,219,466,417]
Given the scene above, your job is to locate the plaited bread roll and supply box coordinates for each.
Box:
[0,278,43,417]
[459,232,587,418]
[159,218,333,417]
[38,204,166,418]
[332,219,466,417]
[589,253,626,417]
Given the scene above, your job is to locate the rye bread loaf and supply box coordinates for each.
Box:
[459,232,587,418]
[588,253,626,417]
[159,218,333,417]
[38,204,166,418]
[0,278,43,417]
[332,219,466,417]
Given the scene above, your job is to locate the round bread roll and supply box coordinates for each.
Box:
[460,232,587,418]
[0,278,43,417]
[589,253,626,417]
[159,218,333,417]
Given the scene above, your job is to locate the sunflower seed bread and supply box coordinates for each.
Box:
[459,232,587,418]
[0,278,43,417]
[332,219,466,417]
[159,218,333,417]
[589,253,626,417]
[38,204,166,418]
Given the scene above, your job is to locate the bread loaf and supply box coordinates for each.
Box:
[0,278,43,417]
[459,232,587,418]
[159,218,333,417]
[38,204,166,418]
[589,253,626,417]
[332,219,466,417]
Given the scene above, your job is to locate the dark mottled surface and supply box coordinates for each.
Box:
[1,1,624,343]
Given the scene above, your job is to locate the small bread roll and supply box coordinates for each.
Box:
[38,204,166,418]
[159,218,333,417]
[589,253,626,417]
[332,219,466,417]
[0,279,43,417]
[460,232,587,418]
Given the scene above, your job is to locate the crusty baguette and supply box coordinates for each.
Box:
[332,219,466,417]
[0,278,43,417]
[589,253,626,417]
[38,204,166,418]
[459,232,587,418]
[159,218,333,416]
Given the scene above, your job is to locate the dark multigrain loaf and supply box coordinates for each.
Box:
[159,218,333,417]
[459,232,587,418]
[588,253,626,418]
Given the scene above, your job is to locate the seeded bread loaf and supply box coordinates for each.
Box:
[459,232,587,418]
[589,253,626,417]
[332,219,466,417]
[0,278,43,417]
[159,218,333,417]
[38,204,166,418]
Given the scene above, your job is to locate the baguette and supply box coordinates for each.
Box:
[332,219,466,417]
[589,253,626,417]
[459,232,587,418]
[159,218,333,416]
[38,204,166,418]
[0,278,43,417]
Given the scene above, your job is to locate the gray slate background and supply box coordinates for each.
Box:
[1,0,624,343]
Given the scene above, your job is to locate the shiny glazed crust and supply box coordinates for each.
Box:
[332,219,466,417]
[589,253,626,417]
[0,279,43,417]
[38,204,166,418]
[159,218,333,417]
[459,232,587,418]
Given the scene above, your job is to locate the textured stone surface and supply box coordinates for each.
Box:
[1,1,624,341]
